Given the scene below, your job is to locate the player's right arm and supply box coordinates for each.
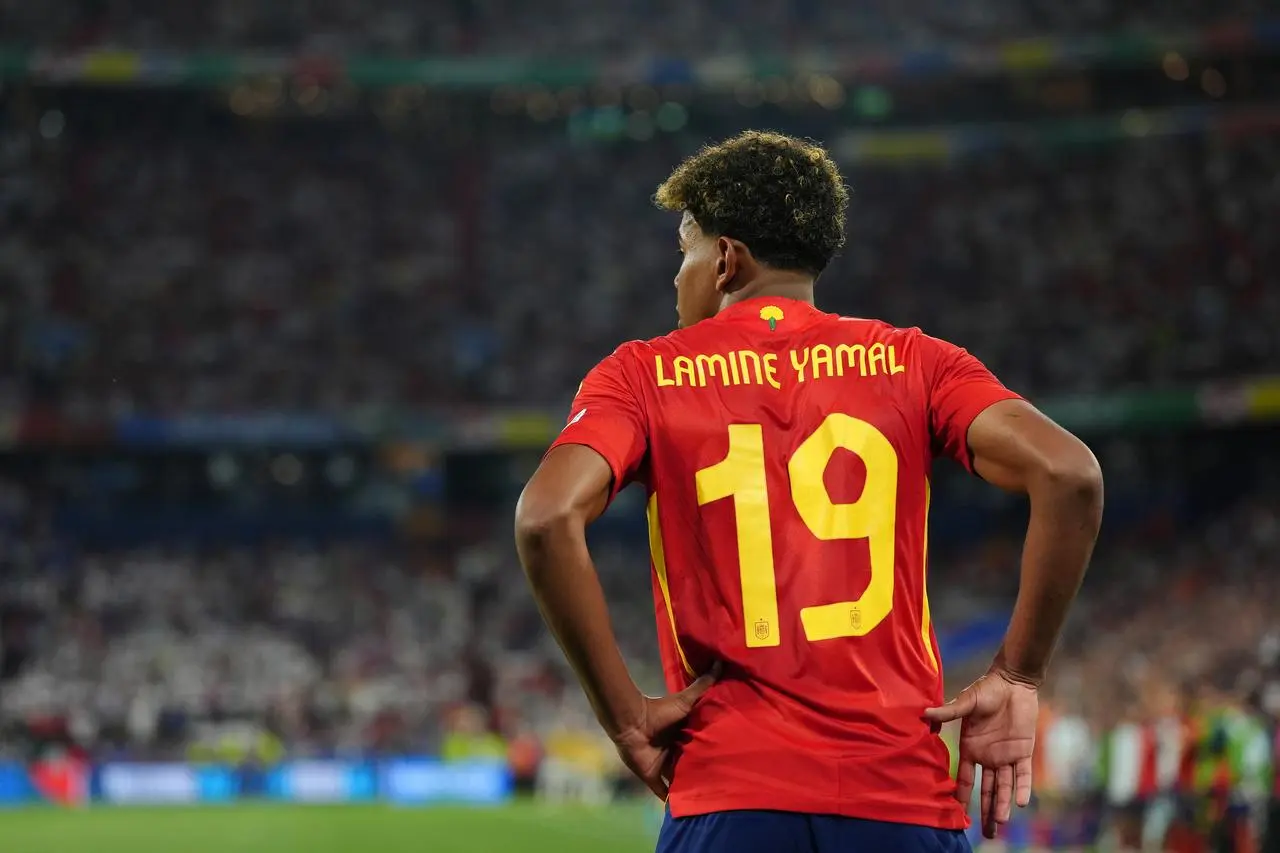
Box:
[514,345,717,800]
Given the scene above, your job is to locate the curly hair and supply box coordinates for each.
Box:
[654,130,849,276]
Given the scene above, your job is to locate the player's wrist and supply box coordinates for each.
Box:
[597,687,649,742]
[989,648,1044,689]
[991,666,1042,690]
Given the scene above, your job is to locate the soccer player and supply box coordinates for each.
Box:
[515,131,1104,853]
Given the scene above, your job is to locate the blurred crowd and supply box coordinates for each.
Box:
[0,487,662,762]
[1,472,1276,771]
[4,113,1279,417]
[0,0,1270,54]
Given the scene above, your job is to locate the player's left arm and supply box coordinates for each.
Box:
[926,335,1103,686]
[966,398,1103,686]
[924,336,1102,832]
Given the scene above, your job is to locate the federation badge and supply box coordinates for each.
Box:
[759,305,784,331]
[753,619,771,640]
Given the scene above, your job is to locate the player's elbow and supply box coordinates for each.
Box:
[514,493,584,590]
[1037,441,1104,517]
[513,489,578,557]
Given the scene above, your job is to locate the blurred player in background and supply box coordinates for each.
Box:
[1264,680,1280,853]
[537,706,618,806]
[1035,677,1099,853]
[515,131,1104,853]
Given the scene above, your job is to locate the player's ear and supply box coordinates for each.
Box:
[715,235,738,291]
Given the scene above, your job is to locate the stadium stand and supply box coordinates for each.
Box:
[4,116,1278,414]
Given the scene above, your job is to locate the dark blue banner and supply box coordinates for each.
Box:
[0,763,36,805]
[94,763,239,804]
[381,759,513,805]
[0,760,515,807]
[263,761,378,803]
[115,414,357,448]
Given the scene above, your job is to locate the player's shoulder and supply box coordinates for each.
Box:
[825,314,933,346]
[597,337,657,367]
[608,326,704,360]
[829,313,913,334]
[580,338,661,387]
[827,315,963,354]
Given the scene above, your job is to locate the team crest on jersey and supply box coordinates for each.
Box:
[759,305,784,331]
[849,608,862,631]
[753,619,771,640]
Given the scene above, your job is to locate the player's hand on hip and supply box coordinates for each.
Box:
[609,663,721,801]
[924,669,1038,839]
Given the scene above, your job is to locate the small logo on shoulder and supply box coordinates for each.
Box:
[759,305,784,331]
[566,408,587,428]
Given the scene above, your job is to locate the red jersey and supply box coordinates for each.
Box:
[549,296,1020,829]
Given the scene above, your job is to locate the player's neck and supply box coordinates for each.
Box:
[721,275,815,310]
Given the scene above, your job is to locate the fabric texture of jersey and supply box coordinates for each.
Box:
[549,296,1021,829]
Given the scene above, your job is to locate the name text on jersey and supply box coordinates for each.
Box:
[653,343,905,389]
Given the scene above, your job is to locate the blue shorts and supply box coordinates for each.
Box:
[656,809,972,853]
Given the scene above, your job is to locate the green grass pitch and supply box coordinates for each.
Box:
[0,800,659,853]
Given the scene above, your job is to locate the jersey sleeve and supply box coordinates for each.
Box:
[546,346,648,502]
[923,334,1023,473]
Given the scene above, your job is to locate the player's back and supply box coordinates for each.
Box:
[612,296,1017,827]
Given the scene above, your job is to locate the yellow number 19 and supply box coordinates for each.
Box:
[695,414,899,649]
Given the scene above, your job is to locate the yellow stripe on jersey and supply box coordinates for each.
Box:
[921,479,939,672]
[647,492,695,678]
